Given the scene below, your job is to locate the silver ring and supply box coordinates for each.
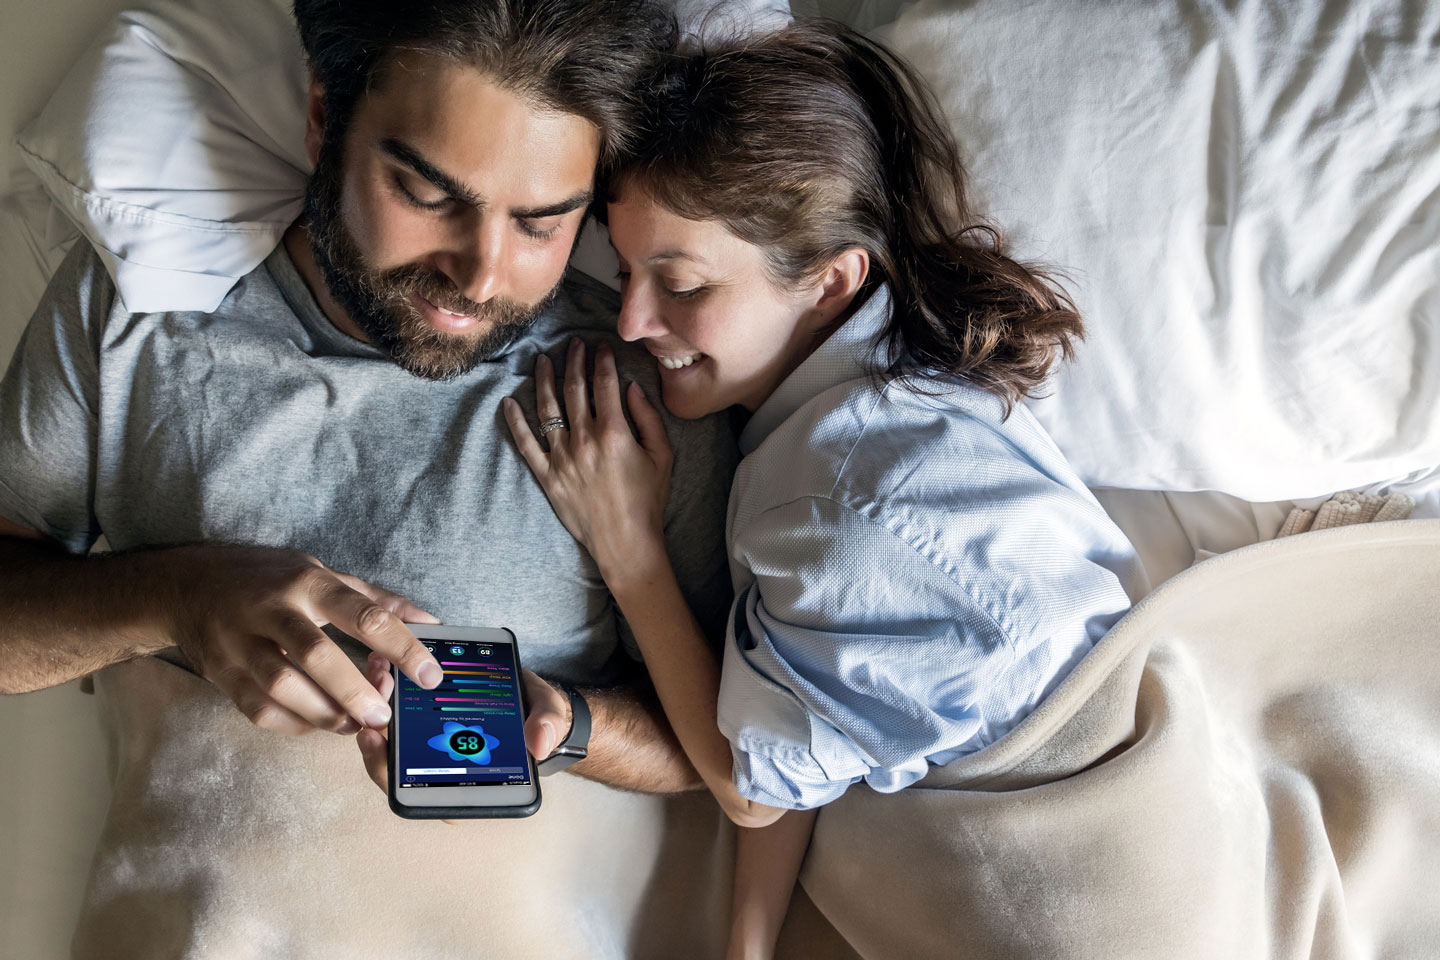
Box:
[539,417,568,437]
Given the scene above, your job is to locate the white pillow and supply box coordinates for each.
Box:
[14,0,1437,500]
[877,0,1440,500]
[16,0,308,314]
[11,0,792,315]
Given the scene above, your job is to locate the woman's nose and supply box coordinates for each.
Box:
[616,283,669,342]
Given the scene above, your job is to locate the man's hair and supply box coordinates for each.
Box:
[292,0,676,164]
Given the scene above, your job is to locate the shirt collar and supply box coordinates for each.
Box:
[738,285,893,455]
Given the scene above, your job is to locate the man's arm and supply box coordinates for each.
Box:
[0,526,180,695]
[358,660,705,796]
[0,522,444,740]
[565,682,704,794]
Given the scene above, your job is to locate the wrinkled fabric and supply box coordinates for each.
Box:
[717,288,1146,808]
[801,518,1440,959]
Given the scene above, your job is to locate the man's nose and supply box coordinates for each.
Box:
[616,283,668,342]
[435,222,507,305]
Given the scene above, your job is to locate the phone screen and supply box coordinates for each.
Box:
[395,638,533,789]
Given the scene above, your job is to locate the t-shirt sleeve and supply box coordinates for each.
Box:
[716,494,1016,810]
[0,242,115,553]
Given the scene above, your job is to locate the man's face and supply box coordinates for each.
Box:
[304,54,601,380]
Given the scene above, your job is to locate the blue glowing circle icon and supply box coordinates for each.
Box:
[429,721,499,764]
[449,646,465,656]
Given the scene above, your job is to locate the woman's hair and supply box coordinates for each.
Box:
[292,0,675,166]
[607,20,1083,416]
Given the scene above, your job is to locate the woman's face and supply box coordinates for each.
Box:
[607,188,827,420]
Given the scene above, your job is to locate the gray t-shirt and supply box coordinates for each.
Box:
[0,241,739,683]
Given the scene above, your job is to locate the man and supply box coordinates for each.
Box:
[0,1,741,955]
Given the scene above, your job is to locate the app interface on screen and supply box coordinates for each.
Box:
[397,639,532,788]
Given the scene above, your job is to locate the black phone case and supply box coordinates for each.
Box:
[387,626,542,819]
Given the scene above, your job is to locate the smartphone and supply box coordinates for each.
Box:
[388,625,541,819]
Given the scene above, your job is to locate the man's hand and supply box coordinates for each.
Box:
[169,545,445,736]
[356,654,703,799]
[355,654,570,798]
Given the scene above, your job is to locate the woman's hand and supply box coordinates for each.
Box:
[502,338,673,578]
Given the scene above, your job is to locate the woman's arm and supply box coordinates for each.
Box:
[501,339,784,826]
[727,810,818,960]
[606,545,785,827]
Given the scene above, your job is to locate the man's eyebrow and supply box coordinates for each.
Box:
[512,191,594,220]
[379,137,482,208]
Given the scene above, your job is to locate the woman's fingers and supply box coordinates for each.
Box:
[535,353,564,425]
[627,382,673,461]
[563,338,591,429]
[593,343,625,429]
[503,397,550,478]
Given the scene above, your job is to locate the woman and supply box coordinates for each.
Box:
[503,21,1143,959]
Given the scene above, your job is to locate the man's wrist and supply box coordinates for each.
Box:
[538,682,591,776]
[148,544,210,653]
[550,677,575,742]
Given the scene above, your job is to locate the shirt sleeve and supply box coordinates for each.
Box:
[0,242,114,553]
[717,494,1017,810]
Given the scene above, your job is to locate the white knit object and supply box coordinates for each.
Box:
[1277,491,1416,538]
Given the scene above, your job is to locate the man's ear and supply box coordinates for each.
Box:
[808,247,871,330]
[304,75,327,167]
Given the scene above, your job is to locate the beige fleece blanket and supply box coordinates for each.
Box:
[71,520,1439,958]
[800,519,1440,959]
[74,661,742,959]
[74,653,856,958]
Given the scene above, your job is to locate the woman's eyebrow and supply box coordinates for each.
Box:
[379,137,482,208]
[649,250,710,266]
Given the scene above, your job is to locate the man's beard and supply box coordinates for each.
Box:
[302,142,559,381]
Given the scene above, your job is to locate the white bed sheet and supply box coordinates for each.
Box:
[1,1,1435,958]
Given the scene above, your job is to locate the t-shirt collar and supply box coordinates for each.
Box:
[738,285,893,456]
[265,240,542,363]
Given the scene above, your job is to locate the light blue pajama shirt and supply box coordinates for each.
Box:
[716,287,1147,809]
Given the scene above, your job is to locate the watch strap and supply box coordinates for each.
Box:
[537,682,590,776]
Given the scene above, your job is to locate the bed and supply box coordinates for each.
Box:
[1,0,1436,957]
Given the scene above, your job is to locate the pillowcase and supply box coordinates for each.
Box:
[15,0,308,313]
[875,0,1440,499]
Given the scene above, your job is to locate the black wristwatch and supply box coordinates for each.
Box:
[536,682,590,776]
